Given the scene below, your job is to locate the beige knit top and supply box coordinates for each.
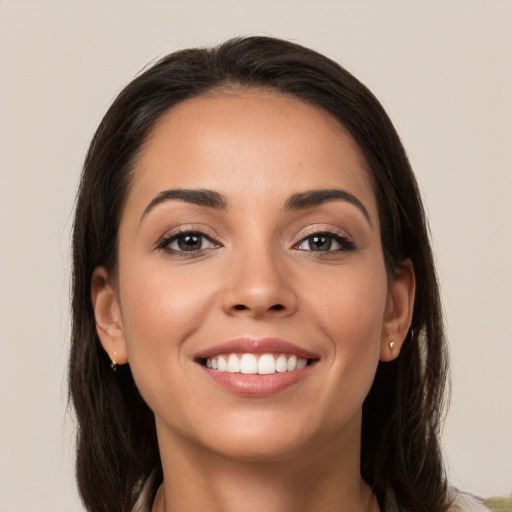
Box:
[386,487,489,511]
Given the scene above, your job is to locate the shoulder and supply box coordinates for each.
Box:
[131,473,155,512]
[385,487,490,512]
[446,487,490,512]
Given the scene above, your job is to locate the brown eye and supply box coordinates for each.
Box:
[176,233,203,251]
[161,231,220,253]
[305,235,332,251]
[295,232,355,253]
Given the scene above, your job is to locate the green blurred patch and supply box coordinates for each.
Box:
[483,496,512,512]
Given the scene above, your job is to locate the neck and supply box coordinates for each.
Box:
[152,420,379,512]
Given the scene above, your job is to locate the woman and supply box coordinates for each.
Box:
[69,36,488,512]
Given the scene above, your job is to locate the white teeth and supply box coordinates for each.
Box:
[275,354,287,373]
[227,353,241,373]
[296,358,307,369]
[287,355,297,371]
[240,353,258,374]
[217,355,227,372]
[205,353,311,374]
[257,354,276,375]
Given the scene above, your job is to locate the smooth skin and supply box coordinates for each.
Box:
[92,90,415,512]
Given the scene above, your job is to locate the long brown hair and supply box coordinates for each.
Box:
[70,36,449,512]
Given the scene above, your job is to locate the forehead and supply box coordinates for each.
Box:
[127,90,377,217]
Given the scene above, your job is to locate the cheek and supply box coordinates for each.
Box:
[306,262,388,382]
[311,261,388,336]
[117,262,216,425]
[118,259,215,367]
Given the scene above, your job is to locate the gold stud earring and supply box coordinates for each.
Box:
[110,350,117,372]
[389,341,396,352]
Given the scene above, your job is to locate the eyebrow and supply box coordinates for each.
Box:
[140,189,228,222]
[284,189,372,225]
[140,187,371,225]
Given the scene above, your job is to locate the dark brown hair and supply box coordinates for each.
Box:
[70,36,449,512]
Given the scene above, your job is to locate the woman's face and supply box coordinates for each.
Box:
[94,90,413,461]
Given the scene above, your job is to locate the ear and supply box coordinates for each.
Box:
[380,259,416,362]
[91,267,128,366]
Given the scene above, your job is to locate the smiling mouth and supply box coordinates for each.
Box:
[200,353,317,375]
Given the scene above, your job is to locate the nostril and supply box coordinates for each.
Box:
[232,303,285,312]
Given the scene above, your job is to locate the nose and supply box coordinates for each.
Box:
[221,247,298,319]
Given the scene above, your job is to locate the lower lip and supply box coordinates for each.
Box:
[200,364,316,397]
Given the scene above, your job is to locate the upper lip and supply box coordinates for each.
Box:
[194,338,319,360]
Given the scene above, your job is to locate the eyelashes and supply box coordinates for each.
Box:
[293,230,356,253]
[156,227,356,258]
[155,228,220,258]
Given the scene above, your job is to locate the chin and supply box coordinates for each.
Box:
[202,432,310,462]
[191,408,358,463]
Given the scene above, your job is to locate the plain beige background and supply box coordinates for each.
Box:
[1,1,511,510]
